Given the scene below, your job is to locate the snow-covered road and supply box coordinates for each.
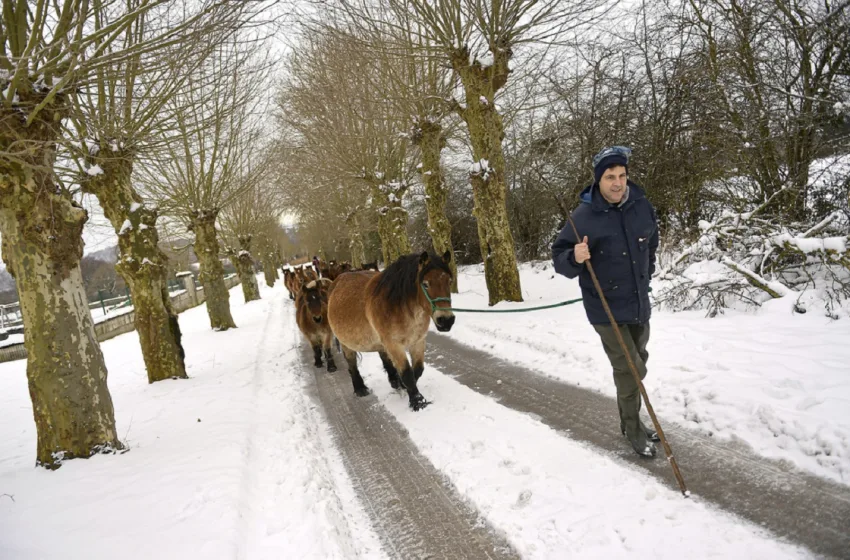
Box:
[1,271,842,558]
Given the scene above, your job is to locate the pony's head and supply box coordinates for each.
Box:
[419,250,455,332]
[301,278,332,324]
[372,250,455,331]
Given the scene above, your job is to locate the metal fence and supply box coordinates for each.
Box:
[2,279,188,330]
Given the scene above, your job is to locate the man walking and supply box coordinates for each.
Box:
[552,146,661,457]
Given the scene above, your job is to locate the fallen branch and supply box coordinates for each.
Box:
[803,212,840,238]
[721,257,791,298]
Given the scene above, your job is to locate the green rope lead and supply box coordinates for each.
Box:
[422,283,582,313]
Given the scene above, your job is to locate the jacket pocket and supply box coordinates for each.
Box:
[636,230,653,251]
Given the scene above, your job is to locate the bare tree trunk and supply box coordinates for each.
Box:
[235,235,261,302]
[0,98,123,467]
[190,209,237,330]
[346,213,366,268]
[450,51,522,304]
[262,253,276,287]
[378,203,410,266]
[83,151,187,383]
[414,119,458,292]
[372,183,411,265]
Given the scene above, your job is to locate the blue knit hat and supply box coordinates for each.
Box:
[593,146,631,184]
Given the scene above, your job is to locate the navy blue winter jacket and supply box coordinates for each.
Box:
[551,180,658,325]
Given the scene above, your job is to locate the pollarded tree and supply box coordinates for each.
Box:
[322,3,463,284]
[376,0,607,304]
[253,220,288,287]
[273,139,373,267]
[220,169,279,302]
[0,0,168,469]
[357,16,461,289]
[279,31,415,264]
[70,2,258,383]
[140,40,270,330]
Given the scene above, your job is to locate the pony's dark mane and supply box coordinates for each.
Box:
[372,252,452,308]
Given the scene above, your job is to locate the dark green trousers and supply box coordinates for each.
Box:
[593,322,651,446]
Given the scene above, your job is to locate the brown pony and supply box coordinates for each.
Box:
[296,278,337,372]
[325,260,353,281]
[299,265,318,283]
[327,251,454,410]
[284,265,318,300]
[283,268,297,300]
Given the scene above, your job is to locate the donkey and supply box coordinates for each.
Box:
[296,278,337,372]
[327,251,455,410]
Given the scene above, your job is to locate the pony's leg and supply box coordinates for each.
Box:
[341,345,370,397]
[312,343,323,368]
[379,351,402,390]
[323,331,337,373]
[385,343,428,411]
[410,338,426,381]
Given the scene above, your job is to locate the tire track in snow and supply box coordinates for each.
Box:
[426,333,850,559]
[306,344,519,560]
[233,293,385,559]
[233,296,276,559]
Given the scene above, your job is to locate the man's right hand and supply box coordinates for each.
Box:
[574,236,590,264]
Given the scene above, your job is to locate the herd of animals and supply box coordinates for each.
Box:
[282,251,456,411]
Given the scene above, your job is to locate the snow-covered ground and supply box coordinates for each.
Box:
[449,262,850,485]
[0,269,841,558]
[0,282,385,560]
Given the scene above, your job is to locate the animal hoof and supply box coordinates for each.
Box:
[327,363,337,373]
[409,395,430,411]
[314,361,323,368]
[354,386,371,397]
[389,378,401,390]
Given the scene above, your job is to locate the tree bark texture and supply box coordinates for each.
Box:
[413,119,458,292]
[450,49,523,305]
[373,182,410,266]
[191,209,237,330]
[262,253,276,287]
[82,150,187,383]
[346,213,365,269]
[0,93,123,468]
[235,235,260,302]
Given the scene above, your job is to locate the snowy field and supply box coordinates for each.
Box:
[0,269,843,558]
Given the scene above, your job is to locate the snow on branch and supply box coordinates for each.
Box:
[656,206,850,318]
[721,258,791,299]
